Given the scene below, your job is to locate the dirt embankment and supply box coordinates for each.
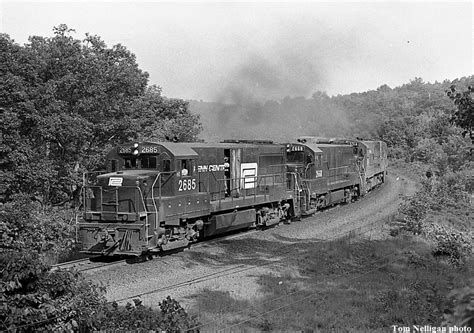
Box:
[86,171,416,309]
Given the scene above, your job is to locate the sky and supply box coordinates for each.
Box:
[1,1,472,102]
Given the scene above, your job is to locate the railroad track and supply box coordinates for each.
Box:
[51,257,127,272]
[111,215,390,305]
[51,229,259,273]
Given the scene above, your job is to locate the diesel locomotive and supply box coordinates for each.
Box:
[77,138,388,257]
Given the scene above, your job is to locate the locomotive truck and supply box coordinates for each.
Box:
[77,138,387,257]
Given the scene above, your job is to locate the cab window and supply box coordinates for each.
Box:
[109,159,117,172]
[287,151,304,163]
[124,157,137,169]
[178,159,193,177]
[141,156,157,169]
[163,159,171,172]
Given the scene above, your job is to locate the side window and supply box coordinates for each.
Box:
[109,159,117,172]
[178,159,194,177]
[163,159,171,172]
[124,157,137,169]
[316,155,322,167]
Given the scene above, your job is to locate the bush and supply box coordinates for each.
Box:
[426,224,473,265]
[398,187,431,234]
[397,173,472,234]
[91,296,200,332]
[0,253,105,332]
[413,138,443,164]
[0,194,75,261]
[0,195,101,331]
[160,296,200,331]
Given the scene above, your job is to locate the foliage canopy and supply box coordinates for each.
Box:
[0,25,202,206]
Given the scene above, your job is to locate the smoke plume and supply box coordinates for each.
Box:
[198,19,361,142]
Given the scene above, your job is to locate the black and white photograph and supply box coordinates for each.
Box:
[1,1,472,331]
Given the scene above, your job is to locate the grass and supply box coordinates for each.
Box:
[189,234,473,331]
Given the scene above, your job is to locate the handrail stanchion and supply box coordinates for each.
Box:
[218,177,222,210]
[254,176,257,202]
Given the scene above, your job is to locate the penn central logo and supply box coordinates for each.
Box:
[108,177,123,186]
[197,164,226,173]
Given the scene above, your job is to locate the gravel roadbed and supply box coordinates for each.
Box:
[86,172,415,309]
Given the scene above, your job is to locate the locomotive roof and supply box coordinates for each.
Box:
[161,141,281,150]
[158,142,199,158]
[314,143,355,148]
[300,143,323,153]
[143,141,282,158]
[358,140,384,149]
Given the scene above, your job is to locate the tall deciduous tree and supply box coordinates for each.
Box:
[0,25,202,205]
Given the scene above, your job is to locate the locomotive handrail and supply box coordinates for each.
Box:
[212,172,285,209]
[304,162,315,179]
[151,170,177,200]
[135,186,148,242]
[83,185,147,221]
[150,171,178,227]
[151,173,161,229]
[287,172,303,211]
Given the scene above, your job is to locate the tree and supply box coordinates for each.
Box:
[0,25,202,205]
[446,84,474,141]
[133,86,202,142]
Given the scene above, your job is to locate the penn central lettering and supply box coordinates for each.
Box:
[198,164,226,173]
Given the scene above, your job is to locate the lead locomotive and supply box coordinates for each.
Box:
[77,138,387,257]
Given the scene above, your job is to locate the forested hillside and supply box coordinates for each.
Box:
[190,77,472,151]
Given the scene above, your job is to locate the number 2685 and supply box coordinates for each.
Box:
[178,179,196,191]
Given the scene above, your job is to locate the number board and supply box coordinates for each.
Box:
[139,146,159,154]
[118,146,159,154]
[118,147,132,154]
[178,178,197,192]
